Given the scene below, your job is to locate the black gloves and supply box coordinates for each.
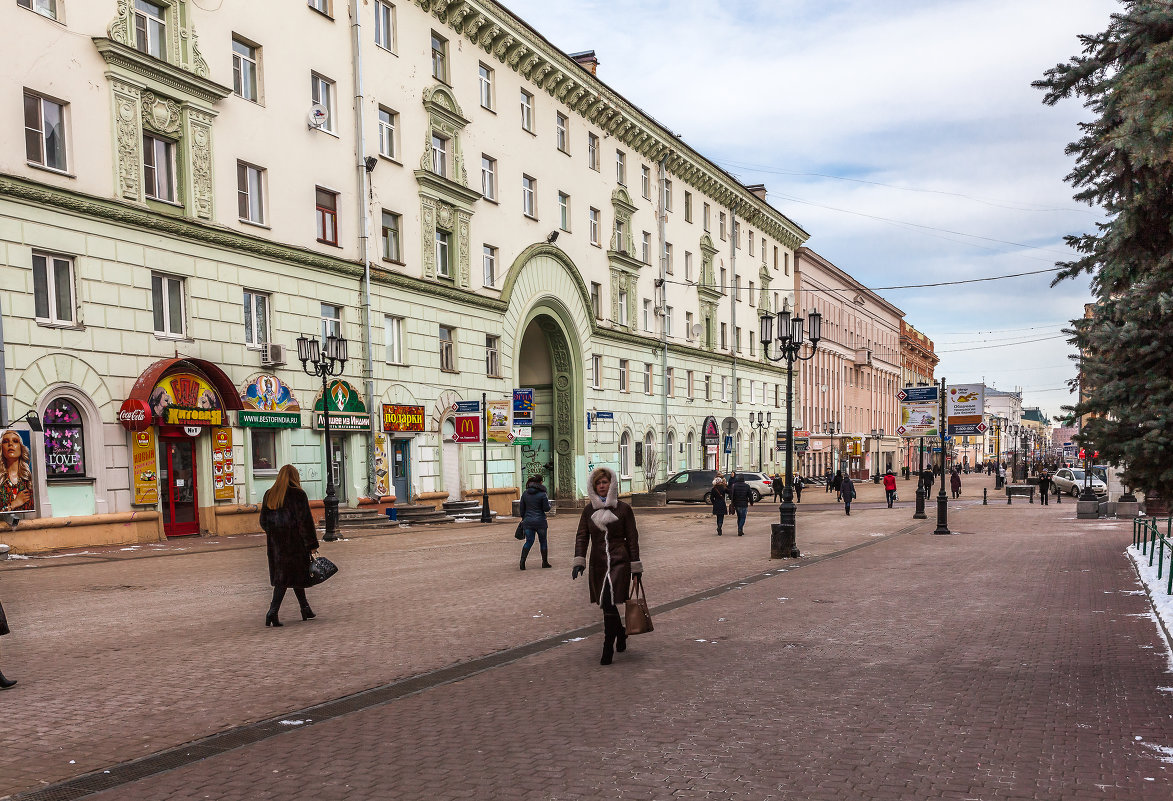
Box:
[572,565,584,580]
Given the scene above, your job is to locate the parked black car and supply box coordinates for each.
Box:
[653,469,720,503]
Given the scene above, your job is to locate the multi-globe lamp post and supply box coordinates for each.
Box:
[870,428,885,482]
[760,306,821,559]
[749,411,772,473]
[297,332,349,542]
[822,420,840,479]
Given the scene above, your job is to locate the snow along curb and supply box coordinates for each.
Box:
[1125,546,1173,673]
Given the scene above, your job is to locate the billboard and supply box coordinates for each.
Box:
[0,428,35,514]
[946,384,986,436]
[897,402,939,437]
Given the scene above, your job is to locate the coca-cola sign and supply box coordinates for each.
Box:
[118,399,153,431]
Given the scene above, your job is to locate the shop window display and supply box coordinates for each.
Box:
[43,398,85,477]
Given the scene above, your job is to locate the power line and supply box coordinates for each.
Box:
[936,333,1070,353]
[663,265,1064,295]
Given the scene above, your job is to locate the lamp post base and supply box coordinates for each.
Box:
[913,487,927,519]
[771,501,800,559]
[322,492,340,542]
[932,492,951,535]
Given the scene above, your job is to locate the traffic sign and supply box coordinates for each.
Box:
[452,415,481,443]
[898,385,938,403]
[976,421,988,433]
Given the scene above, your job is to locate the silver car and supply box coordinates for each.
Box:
[1052,468,1107,497]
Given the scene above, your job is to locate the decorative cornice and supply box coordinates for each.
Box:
[414,169,483,207]
[607,250,645,274]
[93,37,231,106]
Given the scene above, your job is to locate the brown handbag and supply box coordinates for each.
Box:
[625,575,653,635]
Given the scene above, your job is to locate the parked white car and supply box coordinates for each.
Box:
[735,471,774,503]
[1052,468,1107,497]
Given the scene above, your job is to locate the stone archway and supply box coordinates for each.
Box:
[517,312,579,500]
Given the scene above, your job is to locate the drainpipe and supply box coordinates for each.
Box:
[728,203,738,474]
[0,292,8,426]
[349,0,377,499]
[657,156,668,483]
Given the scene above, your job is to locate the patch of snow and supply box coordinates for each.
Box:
[695,639,708,643]
[5,554,29,560]
[777,597,789,602]
[279,720,307,726]
[1142,743,1173,764]
[1157,687,1173,694]
[562,637,586,643]
[119,547,141,551]
[1125,546,1173,672]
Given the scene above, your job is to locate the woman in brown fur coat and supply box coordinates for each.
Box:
[573,466,643,665]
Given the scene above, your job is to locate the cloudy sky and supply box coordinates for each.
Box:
[504,0,1118,421]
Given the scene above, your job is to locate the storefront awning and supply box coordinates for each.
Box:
[128,358,245,412]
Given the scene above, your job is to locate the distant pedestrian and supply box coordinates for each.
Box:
[842,475,856,515]
[729,473,755,536]
[258,465,320,628]
[710,477,729,536]
[0,586,14,689]
[573,466,642,666]
[824,469,834,492]
[832,469,843,501]
[883,470,897,508]
[771,473,784,502]
[997,463,1006,490]
[950,469,962,499]
[793,475,804,503]
[518,474,552,569]
[1037,470,1051,506]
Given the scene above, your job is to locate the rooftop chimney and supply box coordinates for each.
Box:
[569,50,599,75]
[746,184,768,202]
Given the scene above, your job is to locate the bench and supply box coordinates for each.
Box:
[1006,484,1035,504]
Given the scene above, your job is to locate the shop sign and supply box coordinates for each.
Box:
[238,410,301,428]
[373,432,391,497]
[151,373,225,427]
[131,428,158,505]
[312,379,370,431]
[488,399,512,444]
[212,427,234,501]
[118,398,153,431]
[452,414,481,443]
[241,374,301,412]
[0,428,36,514]
[183,426,202,437]
[703,416,720,446]
[383,404,425,432]
[452,400,482,415]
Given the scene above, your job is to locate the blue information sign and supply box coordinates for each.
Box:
[724,435,733,453]
[594,411,614,420]
[453,400,481,414]
[898,386,938,403]
[512,389,533,413]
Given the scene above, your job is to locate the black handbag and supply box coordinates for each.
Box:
[307,555,338,586]
[514,522,525,540]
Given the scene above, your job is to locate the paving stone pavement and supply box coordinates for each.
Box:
[3,473,1171,800]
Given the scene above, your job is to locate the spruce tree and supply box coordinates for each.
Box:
[1034,2,1173,497]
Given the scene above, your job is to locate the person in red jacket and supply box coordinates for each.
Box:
[883,469,898,508]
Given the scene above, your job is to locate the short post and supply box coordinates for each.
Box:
[1029,489,1034,504]
[983,487,987,505]
[1056,485,1061,504]
[1007,490,1012,505]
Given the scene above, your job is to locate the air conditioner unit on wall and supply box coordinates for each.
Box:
[261,342,286,367]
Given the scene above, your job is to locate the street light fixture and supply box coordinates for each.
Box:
[297,332,349,542]
[870,428,885,483]
[760,306,821,559]
[749,410,772,472]
[822,419,840,478]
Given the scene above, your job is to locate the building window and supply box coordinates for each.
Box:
[663,179,672,212]
[749,280,755,307]
[666,367,674,397]
[377,107,398,159]
[705,374,712,401]
[703,202,711,232]
[152,273,185,337]
[588,207,600,245]
[23,91,67,172]
[243,290,269,347]
[232,38,260,102]
[486,335,500,377]
[592,354,602,389]
[32,251,74,326]
[439,325,455,371]
[620,431,631,477]
[478,63,494,110]
[685,251,693,281]
[617,289,628,326]
[430,31,448,83]
[320,302,341,341]
[236,162,265,224]
[665,242,674,274]
[134,0,167,59]
[384,315,403,363]
[43,397,85,478]
[311,72,335,132]
[614,219,625,251]
[588,133,600,170]
[522,174,536,217]
[785,251,790,275]
[774,245,779,270]
[734,221,741,248]
[641,231,651,264]
[18,0,58,20]
[558,192,571,231]
[684,191,692,222]
[374,1,396,51]
[142,134,176,202]
[483,244,497,287]
[719,211,727,240]
[735,326,742,353]
[641,165,650,199]
[520,89,534,132]
[644,363,653,395]
[381,210,401,262]
[619,359,629,392]
[435,230,451,278]
[431,133,448,177]
[749,230,755,256]
[250,429,277,474]
[480,155,497,200]
[720,322,727,350]
[616,149,626,185]
[556,112,569,153]
[687,370,695,399]
[315,187,338,245]
[308,0,331,15]
[684,311,693,341]
[642,299,652,332]
[664,305,673,337]
[761,237,767,264]
[720,266,727,293]
[721,376,727,402]
[643,431,655,471]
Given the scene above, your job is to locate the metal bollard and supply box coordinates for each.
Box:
[983,488,987,505]
[1029,490,1034,504]
[1056,486,1061,504]
[1007,491,1012,505]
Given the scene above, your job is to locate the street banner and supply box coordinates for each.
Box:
[897,402,938,437]
[488,399,512,443]
[0,428,36,514]
[702,416,720,447]
[382,404,425,432]
[452,414,481,443]
[131,427,158,506]
[212,427,235,501]
[946,383,986,436]
[512,389,533,444]
[897,385,938,403]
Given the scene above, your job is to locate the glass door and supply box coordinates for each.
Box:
[330,438,347,503]
[391,440,410,502]
[160,435,199,537]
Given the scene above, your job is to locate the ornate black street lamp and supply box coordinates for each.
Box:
[760,306,821,559]
[749,411,772,472]
[870,428,885,482]
[933,377,951,535]
[914,435,927,519]
[297,332,348,542]
[822,420,840,480]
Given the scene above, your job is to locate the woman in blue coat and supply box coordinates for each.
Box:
[518,474,552,569]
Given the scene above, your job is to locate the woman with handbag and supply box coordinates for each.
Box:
[573,466,642,665]
[258,465,320,628]
[710,476,729,536]
[0,589,15,689]
[518,474,552,569]
[841,474,856,516]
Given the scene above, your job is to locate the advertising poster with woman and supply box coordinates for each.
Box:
[1,429,35,515]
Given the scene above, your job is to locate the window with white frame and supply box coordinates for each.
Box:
[614,218,625,251]
[320,302,341,341]
[520,89,534,132]
[644,363,653,395]
[684,191,692,222]
[666,367,674,397]
[749,230,754,256]
[642,299,652,332]
[32,251,74,326]
[705,374,712,401]
[720,322,727,350]
[142,134,176,202]
[377,107,398,159]
[18,0,58,20]
[23,90,67,172]
[374,1,396,51]
[588,133,599,170]
[663,179,672,211]
[134,0,167,59]
[619,431,631,477]
[643,431,655,470]
[381,210,401,262]
[480,155,497,200]
[665,242,673,274]
[308,0,330,15]
[641,231,651,264]
[719,211,727,239]
[773,245,779,270]
[478,63,494,110]
[558,192,570,231]
[435,230,451,277]
[232,38,260,102]
[641,165,650,199]
[592,354,602,389]
[482,244,497,287]
[315,187,338,245]
[486,335,500,377]
[310,72,335,132]
[761,237,767,264]
[384,315,404,363]
[735,326,742,353]
[721,375,727,401]
[590,282,601,319]
[684,311,693,341]
[616,149,626,184]
[236,161,265,224]
[556,112,568,153]
[664,306,673,337]
[588,207,600,245]
[430,31,448,83]
[617,289,628,326]
[749,280,755,307]
[522,174,536,217]
[243,290,269,347]
[720,266,727,293]
[439,325,455,371]
[687,370,695,399]
[703,202,711,231]
[685,250,693,281]
[152,273,185,337]
[431,133,448,177]
[619,359,629,392]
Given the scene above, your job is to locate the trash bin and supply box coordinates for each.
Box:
[386,507,398,521]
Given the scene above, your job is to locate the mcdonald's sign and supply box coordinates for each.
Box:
[452,414,481,443]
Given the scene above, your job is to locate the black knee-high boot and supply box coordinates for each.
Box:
[520,545,530,570]
[294,588,314,620]
[266,586,286,627]
[0,670,16,689]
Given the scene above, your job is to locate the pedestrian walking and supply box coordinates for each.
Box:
[832,469,843,501]
[824,469,834,493]
[842,474,856,515]
[997,462,1006,490]
[793,475,804,503]
[883,469,897,508]
[518,474,552,570]
[710,476,729,536]
[1038,470,1051,506]
[258,465,320,628]
[950,468,962,499]
[0,586,15,689]
[771,473,784,502]
[729,473,755,535]
[573,466,642,666]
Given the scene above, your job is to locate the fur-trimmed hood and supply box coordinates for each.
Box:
[588,466,619,510]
